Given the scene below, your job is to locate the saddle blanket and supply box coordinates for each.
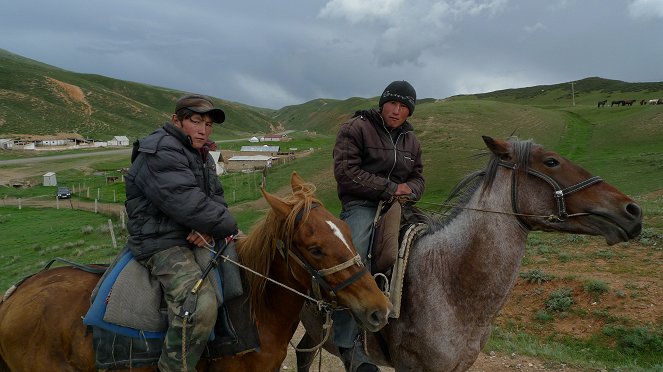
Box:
[83,244,260,369]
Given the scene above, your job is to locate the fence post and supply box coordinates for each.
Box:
[108,219,117,248]
[95,199,98,214]
[18,197,21,210]
[56,195,59,209]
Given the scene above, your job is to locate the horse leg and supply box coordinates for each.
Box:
[295,331,321,372]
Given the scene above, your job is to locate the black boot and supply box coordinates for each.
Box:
[339,345,380,372]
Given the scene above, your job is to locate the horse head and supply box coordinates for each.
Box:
[258,171,391,331]
[483,136,642,245]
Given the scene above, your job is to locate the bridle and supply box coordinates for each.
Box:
[278,202,369,304]
[498,160,603,230]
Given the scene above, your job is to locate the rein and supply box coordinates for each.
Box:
[200,201,367,316]
[418,160,603,228]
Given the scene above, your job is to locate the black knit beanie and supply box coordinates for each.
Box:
[378,80,416,116]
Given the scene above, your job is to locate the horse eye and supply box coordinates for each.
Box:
[308,246,323,258]
[543,158,559,167]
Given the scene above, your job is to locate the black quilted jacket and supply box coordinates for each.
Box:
[124,122,237,259]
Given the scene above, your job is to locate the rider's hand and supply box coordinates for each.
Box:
[187,230,214,248]
[394,183,413,196]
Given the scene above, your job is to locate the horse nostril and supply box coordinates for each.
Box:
[368,308,387,327]
[625,203,642,219]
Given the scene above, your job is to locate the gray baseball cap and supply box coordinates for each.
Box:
[175,94,225,123]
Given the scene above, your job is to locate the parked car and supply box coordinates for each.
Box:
[56,187,72,199]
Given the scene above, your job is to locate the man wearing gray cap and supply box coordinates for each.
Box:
[125,93,237,371]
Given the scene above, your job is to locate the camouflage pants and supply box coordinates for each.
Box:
[140,245,218,372]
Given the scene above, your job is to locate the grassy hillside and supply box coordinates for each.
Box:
[465,76,663,107]
[0,49,274,141]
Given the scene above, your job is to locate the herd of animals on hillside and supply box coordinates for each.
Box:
[597,98,663,107]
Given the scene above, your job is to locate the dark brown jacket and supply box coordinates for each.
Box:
[333,109,425,206]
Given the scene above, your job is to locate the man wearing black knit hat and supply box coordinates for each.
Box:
[332,81,425,372]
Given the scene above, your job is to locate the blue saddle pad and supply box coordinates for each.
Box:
[83,250,164,339]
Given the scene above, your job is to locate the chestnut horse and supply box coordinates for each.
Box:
[297,136,643,372]
[0,172,392,372]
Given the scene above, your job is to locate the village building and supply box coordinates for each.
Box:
[108,135,130,146]
[259,134,289,142]
[43,172,57,186]
[208,150,226,175]
[0,139,13,149]
[226,155,273,172]
[240,145,280,155]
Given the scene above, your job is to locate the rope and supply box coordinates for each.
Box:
[289,311,334,353]
[209,248,344,361]
[182,318,188,371]
[192,230,215,249]
[202,248,343,309]
[415,200,591,221]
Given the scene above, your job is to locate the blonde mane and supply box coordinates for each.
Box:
[236,181,321,317]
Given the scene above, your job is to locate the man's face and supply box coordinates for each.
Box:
[173,113,214,149]
[380,100,410,129]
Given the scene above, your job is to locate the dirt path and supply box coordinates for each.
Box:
[280,324,584,371]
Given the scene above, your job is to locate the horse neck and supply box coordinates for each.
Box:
[257,253,310,344]
[413,170,529,316]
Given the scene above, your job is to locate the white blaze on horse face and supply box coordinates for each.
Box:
[326,220,353,253]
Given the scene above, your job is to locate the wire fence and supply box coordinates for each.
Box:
[1,196,126,221]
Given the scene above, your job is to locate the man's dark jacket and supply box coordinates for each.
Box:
[125,122,237,260]
[333,109,425,206]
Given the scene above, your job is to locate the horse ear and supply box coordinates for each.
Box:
[482,135,511,160]
[291,171,305,192]
[261,187,292,219]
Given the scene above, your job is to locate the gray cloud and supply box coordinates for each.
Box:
[1,0,662,108]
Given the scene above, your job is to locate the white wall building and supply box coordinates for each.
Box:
[43,172,57,186]
[108,136,130,146]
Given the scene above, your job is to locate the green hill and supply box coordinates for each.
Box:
[2,47,663,200]
[0,49,274,141]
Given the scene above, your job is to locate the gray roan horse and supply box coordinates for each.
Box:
[297,136,643,372]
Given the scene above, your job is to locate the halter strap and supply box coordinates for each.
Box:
[498,160,603,228]
[278,202,368,301]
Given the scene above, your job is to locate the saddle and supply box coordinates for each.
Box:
[83,242,260,370]
[370,198,428,318]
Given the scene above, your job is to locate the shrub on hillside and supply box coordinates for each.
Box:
[545,287,574,312]
[584,279,610,301]
[520,269,553,284]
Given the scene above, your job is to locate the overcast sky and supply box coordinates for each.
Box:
[2,0,663,109]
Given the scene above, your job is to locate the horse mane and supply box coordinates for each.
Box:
[235,181,321,317]
[425,138,534,233]
[482,138,533,191]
